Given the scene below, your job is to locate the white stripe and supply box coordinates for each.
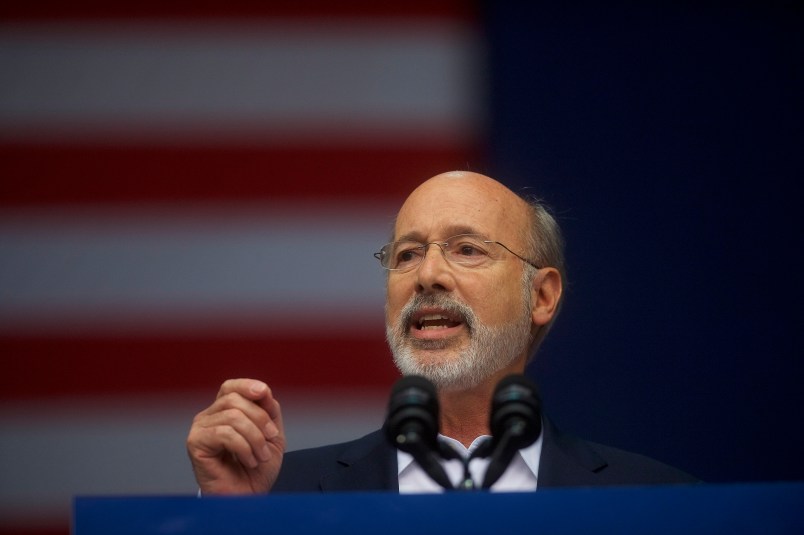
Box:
[0,202,394,333]
[0,391,387,527]
[0,21,483,142]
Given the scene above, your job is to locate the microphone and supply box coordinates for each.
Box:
[384,375,454,490]
[479,374,542,489]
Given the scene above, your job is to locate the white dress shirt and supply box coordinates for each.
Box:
[397,432,542,493]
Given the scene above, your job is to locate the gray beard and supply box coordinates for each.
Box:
[385,282,533,391]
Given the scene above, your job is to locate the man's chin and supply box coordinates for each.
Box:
[394,355,484,392]
[402,338,466,360]
[392,345,463,376]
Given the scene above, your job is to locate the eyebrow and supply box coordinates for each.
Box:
[396,226,487,242]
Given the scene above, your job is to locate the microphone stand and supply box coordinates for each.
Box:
[392,422,454,491]
[436,441,475,491]
[478,418,526,489]
[438,438,496,491]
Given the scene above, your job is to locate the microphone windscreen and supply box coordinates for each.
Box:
[489,374,542,450]
[384,375,440,452]
[389,375,436,400]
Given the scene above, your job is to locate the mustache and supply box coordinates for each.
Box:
[399,293,476,332]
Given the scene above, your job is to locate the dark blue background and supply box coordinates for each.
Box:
[482,4,803,483]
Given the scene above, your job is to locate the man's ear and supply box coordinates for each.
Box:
[531,267,562,327]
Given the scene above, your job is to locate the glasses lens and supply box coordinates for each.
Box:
[387,241,425,270]
[445,235,492,266]
[378,241,424,270]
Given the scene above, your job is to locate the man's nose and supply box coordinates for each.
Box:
[415,243,455,293]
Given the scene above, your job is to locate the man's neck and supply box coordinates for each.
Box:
[435,360,529,448]
[439,385,492,448]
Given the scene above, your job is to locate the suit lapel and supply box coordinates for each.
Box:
[320,430,398,491]
[538,417,609,488]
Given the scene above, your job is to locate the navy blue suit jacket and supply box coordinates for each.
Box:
[273,418,697,492]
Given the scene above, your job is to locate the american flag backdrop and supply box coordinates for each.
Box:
[0,3,485,533]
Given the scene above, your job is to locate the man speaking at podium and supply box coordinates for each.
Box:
[186,171,696,494]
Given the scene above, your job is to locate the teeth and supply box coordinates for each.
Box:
[417,314,458,330]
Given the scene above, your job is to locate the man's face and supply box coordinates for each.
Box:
[384,173,535,390]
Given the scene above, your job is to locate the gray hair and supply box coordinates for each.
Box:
[519,195,566,359]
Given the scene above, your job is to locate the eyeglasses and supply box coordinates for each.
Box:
[374,234,540,272]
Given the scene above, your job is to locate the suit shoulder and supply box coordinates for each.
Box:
[584,439,699,485]
[540,419,698,487]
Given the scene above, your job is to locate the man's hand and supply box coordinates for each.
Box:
[186,379,286,494]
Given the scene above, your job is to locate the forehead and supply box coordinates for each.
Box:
[394,174,528,243]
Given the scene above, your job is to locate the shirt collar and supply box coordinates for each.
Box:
[397,432,542,479]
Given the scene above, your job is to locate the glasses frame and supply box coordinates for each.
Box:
[374,233,541,272]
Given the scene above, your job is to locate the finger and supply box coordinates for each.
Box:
[191,402,277,466]
[212,424,261,469]
[216,378,270,402]
[215,379,280,429]
[199,406,274,460]
[188,413,259,470]
[204,392,278,441]
[265,397,283,438]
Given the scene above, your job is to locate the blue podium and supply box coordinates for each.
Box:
[74,482,804,534]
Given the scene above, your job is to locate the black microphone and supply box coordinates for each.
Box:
[479,374,542,489]
[384,375,454,490]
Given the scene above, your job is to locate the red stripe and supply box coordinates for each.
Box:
[0,1,477,22]
[0,334,400,401]
[0,142,482,206]
[0,529,66,535]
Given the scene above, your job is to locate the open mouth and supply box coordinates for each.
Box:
[411,310,464,331]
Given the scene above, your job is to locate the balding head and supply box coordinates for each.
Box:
[394,171,534,257]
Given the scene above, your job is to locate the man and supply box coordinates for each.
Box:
[186,171,696,494]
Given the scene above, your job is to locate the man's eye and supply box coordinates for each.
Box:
[397,248,422,263]
[456,244,484,256]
